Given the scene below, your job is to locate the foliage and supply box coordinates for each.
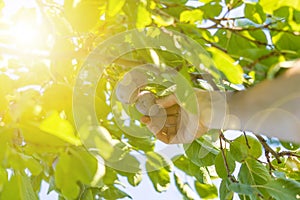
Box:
[0,0,300,199]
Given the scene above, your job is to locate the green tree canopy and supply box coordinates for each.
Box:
[0,0,299,199]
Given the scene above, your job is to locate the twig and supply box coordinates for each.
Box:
[244,51,281,69]
[243,131,251,149]
[255,135,282,164]
[277,151,300,158]
[219,131,236,182]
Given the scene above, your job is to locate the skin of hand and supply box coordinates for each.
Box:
[140,94,208,144]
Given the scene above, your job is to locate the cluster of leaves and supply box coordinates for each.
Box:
[0,0,300,199]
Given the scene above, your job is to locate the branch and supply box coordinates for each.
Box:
[244,51,280,69]
[219,131,236,182]
[277,151,300,159]
[255,134,282,164]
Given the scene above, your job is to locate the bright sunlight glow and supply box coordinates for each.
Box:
[2,0,50,50]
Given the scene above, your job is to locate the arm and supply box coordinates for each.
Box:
[224,61,300,143]
[142,61,300,144]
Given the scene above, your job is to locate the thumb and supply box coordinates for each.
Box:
[155,94,177,108]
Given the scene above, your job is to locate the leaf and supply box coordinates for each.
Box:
[41,84,73,114]
[229,135,262,162]
[174,173,198,200]
[214,29,254,55]
[99,185,132,199]
[55,149,101,199]
[40,111,81,146]
[208,47,244,84]
[227,181,254,195]
[160,0,188,5]
[103,167,118,185]
[1,173,38,200]
[263,178,300,199]
[146,152,171,192]
[152,14,174,27]
[199,2,223,19]
[121,171,142,187]
[180,9,203,24]
[184,138,219,167]
[107,0,126,17]
[194,181,218,199]
[108,153,141,173]
[81,189,94,200]
[64,0,103,32]
[238,159,271,185]
[245,3,266,24]
[0,167,8,191]
[127,135,155,152]
[172,155,203,182]
[215,150,236,178]
[259,0,300,14]
[281,141,300,150]
[79,124,114,160]
[219,179,233,200]
[136,4,152,29]
[272,32,300,51]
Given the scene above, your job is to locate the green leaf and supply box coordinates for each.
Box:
[136,5,152,29]
[260,0,300,14]
[160,0,188,5]
[127,136,155,152]
[184,138,219,167]
[81,189,94,200]
[103,167,118,185]
[219,179,233,200]
[120,171,142,187]
[245,3,266,24]
[1,173,38,200]
[227,181,254,195]
[174,173,197,200]
[0,167,8,191]
[215,150,236,178]
[263,178,300,199]
[64,0,103,32]
[55,149,101,199]
[214,29,255,55]
[194,181,218,199]
[107,0,126,17]
[40,111,81,146]
[153,14,174,27]
[172,155,203,182]
[180,9,203,24]
[108,153,141,173]
[281,141,300,150]
[208,47,244,84]
[199,2,223,19]
[272,32,300,51]
[79,124,114,160]
[146,152,171,192]
[99,185,132,199]
[238,159,271,185]
[229,135,262,162]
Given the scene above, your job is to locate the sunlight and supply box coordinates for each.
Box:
[2,0,48,49]
[10,19,40,47]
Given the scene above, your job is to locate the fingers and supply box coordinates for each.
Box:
[155,94,177,108]
[140,103,180,144]
[140,116,151,124]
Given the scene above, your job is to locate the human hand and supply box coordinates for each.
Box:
[139,93,208,144]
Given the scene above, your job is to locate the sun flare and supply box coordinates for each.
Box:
[1,0,50,50]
